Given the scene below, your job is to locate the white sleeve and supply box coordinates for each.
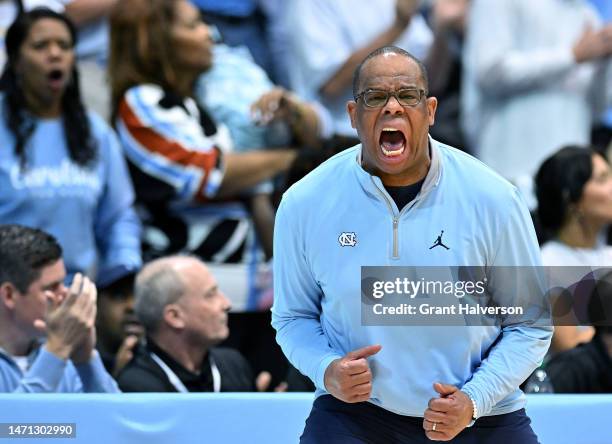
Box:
[464,0,578,96]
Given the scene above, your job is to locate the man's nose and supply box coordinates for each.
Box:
[220,291,232,312]
[383,95,404,114]
[55,284,68,302]
[125,296,135,311]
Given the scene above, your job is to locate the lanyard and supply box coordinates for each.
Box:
[150,352,221,393]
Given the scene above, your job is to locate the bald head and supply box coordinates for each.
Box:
[134,255,210,333]
[352,46,429,98]
[136,255,203,283]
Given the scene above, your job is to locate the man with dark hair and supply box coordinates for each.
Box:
[272,46,552,442]
[352,45,429,100]
[96,272,143,377]
[0,224,119,392]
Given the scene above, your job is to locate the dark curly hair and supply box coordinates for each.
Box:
[0,7,96,169]
[535,145,598,234]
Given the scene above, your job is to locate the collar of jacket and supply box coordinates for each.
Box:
[0,339,44,369]
[352,135,443,201]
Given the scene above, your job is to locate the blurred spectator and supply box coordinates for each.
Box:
[463,0,612,206]
[189,0,275,83]
[545,270,612,393]
[0,224,119,393]
[424,0,469,151]
[547,327,612,393]
[109,0,297,386]
[60,0,117,120]
[284,0,433,137]
[589,0,612,153]
[0,8,141,288]
[196,43,323,156]
[117,255,276,392]
[536,145,612,352]
[0,0,117,119]
[0,0,22,69]
[256,0,291,88]
[96,273,143,377]
[108,0,299,295]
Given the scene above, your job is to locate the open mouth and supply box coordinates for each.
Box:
[47,69,64,85]
[379,128,406,157]
[122,317,144,336]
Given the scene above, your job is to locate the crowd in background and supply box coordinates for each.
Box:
[0,0,611,395]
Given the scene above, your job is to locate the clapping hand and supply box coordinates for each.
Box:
[38,274,98,364]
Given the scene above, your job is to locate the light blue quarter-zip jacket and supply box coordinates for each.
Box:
[272,138,552,418]
[0,346,120,393]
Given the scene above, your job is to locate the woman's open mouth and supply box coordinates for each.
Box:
[47,69,65,89]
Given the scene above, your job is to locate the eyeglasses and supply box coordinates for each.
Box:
[354,88,427,108]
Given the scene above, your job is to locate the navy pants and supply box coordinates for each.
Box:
[300,395,540,444]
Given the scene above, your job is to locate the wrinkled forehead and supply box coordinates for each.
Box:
[359,54,424,91]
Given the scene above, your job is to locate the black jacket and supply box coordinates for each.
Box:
[546,334,612,393]
[117,339,255,392]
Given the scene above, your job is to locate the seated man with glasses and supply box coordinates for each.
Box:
[272,46,551,443]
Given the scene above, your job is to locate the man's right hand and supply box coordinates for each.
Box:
[324,344,382,403]
[39,274,97,361]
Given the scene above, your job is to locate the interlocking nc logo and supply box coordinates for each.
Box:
[338,232,357,247]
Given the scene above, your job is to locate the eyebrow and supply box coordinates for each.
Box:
[30,36,73,45]
[203,285,218,296]
[41,280,63,291]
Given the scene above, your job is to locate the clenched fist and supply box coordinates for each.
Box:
[324,344,381,403]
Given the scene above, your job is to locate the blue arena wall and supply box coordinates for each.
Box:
[0,393,610,443]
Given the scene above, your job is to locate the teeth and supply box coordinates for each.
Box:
[382,128,398,132]
[381,145,404,157]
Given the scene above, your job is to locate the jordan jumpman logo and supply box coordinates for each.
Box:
[429,230,450,250]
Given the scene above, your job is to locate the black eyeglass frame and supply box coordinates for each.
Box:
[354,88,428,108]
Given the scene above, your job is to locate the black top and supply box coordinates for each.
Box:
[117,339,255,392]
[384,177,425,211]
[545,334,612,393]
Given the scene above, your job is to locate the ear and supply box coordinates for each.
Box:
[426,96,438,127]
[0,282,18,310]
[347,100,357,129]
[162,304,185,330]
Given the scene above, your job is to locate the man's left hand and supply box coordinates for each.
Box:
[422,382,473,441]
